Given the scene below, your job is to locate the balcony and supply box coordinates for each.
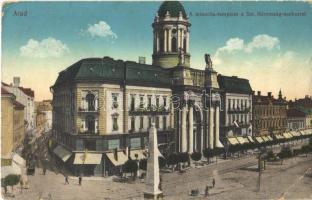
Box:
[78,130,99,135]
[78,107,99,114]
[129,105,170,116]
[228,107,251,114]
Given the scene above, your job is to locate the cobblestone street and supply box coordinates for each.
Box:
[3,153,312,200]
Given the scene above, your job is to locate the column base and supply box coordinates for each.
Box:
[144,192,163,200]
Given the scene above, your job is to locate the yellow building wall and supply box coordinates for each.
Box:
[13,109,25,149]
[1,97,14,158]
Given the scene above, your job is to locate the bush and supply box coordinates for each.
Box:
[203,148,214,162]
[177,152,189,164]
[166,153,178,166]
[190,152,202,161]
[277,146,293,164]
[265,150,275,160]
[158,157,166,169]
[122,159,138,177]
[301,145,311,157]
[4,174,20,191]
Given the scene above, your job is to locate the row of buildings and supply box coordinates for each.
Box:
[49,1,312,177]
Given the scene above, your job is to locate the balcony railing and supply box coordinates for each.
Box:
[228,107,251,114]
[129,105,170,115]
[78,130,99,135]
[78,107,99,113]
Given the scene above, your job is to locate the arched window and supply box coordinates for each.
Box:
[86,115,95,133]
[183,38,186,51]
[159,32,164,52]
[86,93,95,111]
[171,37,177,52]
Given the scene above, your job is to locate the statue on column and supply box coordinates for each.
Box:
[178,47,185,66]
[205,54,213,69]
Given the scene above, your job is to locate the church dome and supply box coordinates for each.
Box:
[158,1,187,18]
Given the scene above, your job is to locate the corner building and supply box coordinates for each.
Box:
[51,1,223,176]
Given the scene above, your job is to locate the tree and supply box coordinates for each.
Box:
[4,174,20,191]
[301,145,310,157]
[277,146,293,165]
[139,159,147,171]
[203,148,214,163]
[190,152,202,162]
[122,160,138,180]
[166,153,178,172]
[265,150,275,161]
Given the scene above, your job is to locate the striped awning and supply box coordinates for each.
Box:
[73,153,102,165]
[247,136,255,143]
[236,136,247,144]
[130,149,147,160]
[255,137,264,143]
[227,137,240,145]
[53,145,72,162]
[242,137,250,144]
[106,151,128,166]
[262,136,269,142]
[267,136,274,141]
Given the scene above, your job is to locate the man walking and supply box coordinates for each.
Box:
[205,185,209,197]
[43,167,46,175]
[212,178,216,188]
[65,175,69,185]
[78,176,82,186]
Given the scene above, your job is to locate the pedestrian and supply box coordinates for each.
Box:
[212,178,215,188]
[43,167,46,175]
[205,185,209,197]
[65,175,69,185]
[78,176,82,186]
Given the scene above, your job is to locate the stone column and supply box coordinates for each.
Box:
[186,31,189,53]
[181,106,187,152]
[156,32,159,53]
[168,29,172,52]
[209,107,214,149]
[181,29,184,49]
[144,123,163,199]
[215,106,224,148]
[188,106,193,153]
[164,29,167,52]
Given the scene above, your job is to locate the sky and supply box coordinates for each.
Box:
[2,1,312,101]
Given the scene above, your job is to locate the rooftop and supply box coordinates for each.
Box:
[217,75,252,94]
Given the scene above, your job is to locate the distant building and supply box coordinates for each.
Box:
[217,75,253,138]
[252,90,287,136]
[287,109,306,130]
[35,100,52,133]
[1,87,25,159]
[288,95,312,130]
[2,77,35,131]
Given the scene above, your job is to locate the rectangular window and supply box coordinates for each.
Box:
[76,139,84,151]
[108,139,120,150]
[148,96,152,108]
[163,96,167,107]
[112,116,118,131]
[156,96,160,107]
[130,138,141,148]
[84,140,96,151]
[156,116,159,129]
[140,117,144,129]
[149,117,152,128]
[131,117,135,131]
[130,95,135,111]
[112,93,118,109]
[228,99,231,110]
[163,116,167,130]
[140,96,144,108]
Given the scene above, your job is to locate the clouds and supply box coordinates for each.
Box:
[84,21,117,39]
[213,34,280,64]
[20,37,69,58]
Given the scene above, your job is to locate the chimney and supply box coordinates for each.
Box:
[138,56,146,64]
[257,91,261,96]
[252,91,255,95]
[268,92,272,97]
[13,77,20,87]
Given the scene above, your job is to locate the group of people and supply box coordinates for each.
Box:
[64,174,82,186]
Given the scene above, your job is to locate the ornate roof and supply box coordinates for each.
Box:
[52,57,171,89]
[217,75,252,94]
[158,1,187,18]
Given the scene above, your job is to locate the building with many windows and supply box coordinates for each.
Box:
[51,1,223,176]
[252,90,287,136]
[217,75,253,138]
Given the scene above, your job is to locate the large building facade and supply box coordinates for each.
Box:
[252,90,287,136]
[217,75,253,138]
[52,1,223,176]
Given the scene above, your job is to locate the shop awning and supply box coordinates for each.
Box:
[247,136,255,143]
[276,135,285,140]
[255,137,264,143]
[267,136,273,141]
[227,137,240,145]
[106,151,128,166]
[290,131,300,137]
[236,136,247,144]
[242,137,250,144]
[53,145,72,162]
[73,153,102,165]
[130,149,147,160]
[262,136,269,142]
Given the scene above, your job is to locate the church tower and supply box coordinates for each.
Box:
[152,1,191,68]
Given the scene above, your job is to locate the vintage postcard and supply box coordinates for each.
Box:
[1,1,312,199]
